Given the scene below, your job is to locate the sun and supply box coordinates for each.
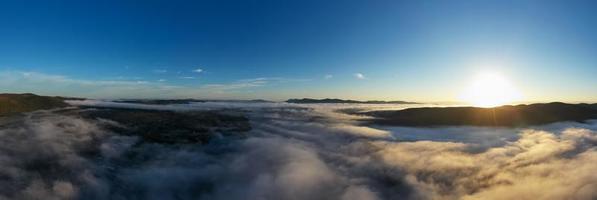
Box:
[459,72,522,107]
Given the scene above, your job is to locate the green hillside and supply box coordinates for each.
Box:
[0,93,69,116]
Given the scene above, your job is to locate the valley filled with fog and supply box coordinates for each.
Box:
[0,101,595,200]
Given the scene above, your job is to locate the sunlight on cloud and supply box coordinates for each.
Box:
[374,128,597,200]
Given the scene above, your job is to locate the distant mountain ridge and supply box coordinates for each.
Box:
[114,99,273,105]
[287,98,419,104]
[0,93,69,116]
[114,99,206,105]
[359,102,597,127]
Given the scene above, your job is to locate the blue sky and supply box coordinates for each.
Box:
[0,0,596,102]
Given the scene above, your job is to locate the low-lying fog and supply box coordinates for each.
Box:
[1,101,595,200]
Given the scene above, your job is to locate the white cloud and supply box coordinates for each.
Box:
[200,78,273,91]
[152,69,167,73]
[202,77,306,91]
[193,68,203,73]
[0,71,300,99]
[1,101,595,200]
[324,75,333,79]
[0,71,184,98]
[374,128,597,200]
[354,73,365,80]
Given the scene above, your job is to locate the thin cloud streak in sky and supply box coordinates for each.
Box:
[354,73,365,80]
[0,71,301,99]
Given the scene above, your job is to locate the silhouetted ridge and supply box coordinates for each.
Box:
[287,98,418,104]
[361,102,597,127]
[114,99,205,105]
[114,99,272,105]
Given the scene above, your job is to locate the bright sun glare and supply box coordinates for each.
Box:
[459,72,522,107]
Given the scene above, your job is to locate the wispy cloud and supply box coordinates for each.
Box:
[152,69,167,73]
[354,73,365,80]
[0,71,177,98]
[114,76,143,80]
[324,75,333,79]
[179,76,196,79]
[0,71,301,99]
[200,77,283,91]
[193,68,203,73]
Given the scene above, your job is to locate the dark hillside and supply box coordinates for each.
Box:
[361,102,597,127]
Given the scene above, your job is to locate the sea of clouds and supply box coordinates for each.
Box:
[0,101,595,200]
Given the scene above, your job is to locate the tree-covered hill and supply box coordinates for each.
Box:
[0,93,69,116]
